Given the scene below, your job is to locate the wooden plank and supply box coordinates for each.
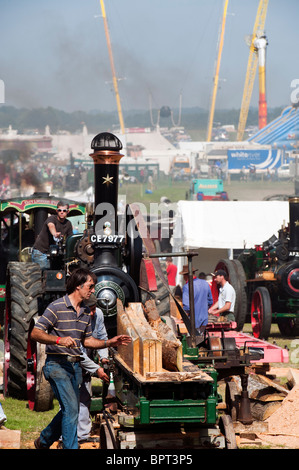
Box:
[117,304,140,374]
[117,301,163,375]
[129,303,164,374]
[0,428,21,449]
[170,295,182,319]
[145,371,213,383]
[233,420,269,433]
[287,368,299,388]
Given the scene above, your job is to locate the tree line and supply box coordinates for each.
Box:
[0,105,285,134]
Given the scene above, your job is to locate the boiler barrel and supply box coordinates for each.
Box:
[289,197,299,252]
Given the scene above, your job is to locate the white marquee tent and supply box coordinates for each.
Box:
[172,200,290,282]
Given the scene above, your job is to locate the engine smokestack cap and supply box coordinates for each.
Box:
[91,132,123,152]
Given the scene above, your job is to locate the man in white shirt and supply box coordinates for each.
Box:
[208,269,235,321]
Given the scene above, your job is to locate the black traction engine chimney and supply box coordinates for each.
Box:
[90,132,124,235]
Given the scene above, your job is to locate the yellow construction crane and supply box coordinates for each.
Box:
[206,0,229,142]
[100,0,125,134]
[236,0,269,141]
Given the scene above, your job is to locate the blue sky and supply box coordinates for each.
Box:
[1,0,298,113]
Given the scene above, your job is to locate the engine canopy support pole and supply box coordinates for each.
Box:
[187,255,197,348]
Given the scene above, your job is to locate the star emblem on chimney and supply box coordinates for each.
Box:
[102,174,114,185]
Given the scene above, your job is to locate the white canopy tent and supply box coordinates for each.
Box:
[172,200,290,283]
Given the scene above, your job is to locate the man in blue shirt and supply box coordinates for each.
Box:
[181,265,213,334]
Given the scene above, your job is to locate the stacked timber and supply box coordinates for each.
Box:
[117,299,182,374]
[117,300,162,375]
[116,299,213,384]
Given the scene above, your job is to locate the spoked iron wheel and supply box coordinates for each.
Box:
[250,286,272,339]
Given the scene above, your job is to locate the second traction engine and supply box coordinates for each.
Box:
[216,197,299,339]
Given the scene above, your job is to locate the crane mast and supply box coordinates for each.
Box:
[236,0,269,141]
[100,0,125,134]
[206,0,229,142]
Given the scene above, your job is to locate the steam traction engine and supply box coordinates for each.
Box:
[3,133,237,449]
[213,197,299,339]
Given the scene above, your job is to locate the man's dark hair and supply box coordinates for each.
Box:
[57,200,69,209]
[66,268,97,294]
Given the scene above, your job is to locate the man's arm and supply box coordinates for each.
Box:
[208,300,219,314]
[83,334,131,349]
[47,222,61,239]
[31,327,76,348]
[208,301,231,315]
[217,301,232,315]
[80,348,109,383]
[95,309,109,359]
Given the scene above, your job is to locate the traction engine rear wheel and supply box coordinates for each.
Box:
[4,262,53,410]
[250,286,272,339]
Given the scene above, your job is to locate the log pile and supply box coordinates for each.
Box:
[143,299,182,372]
[230,372,288,421]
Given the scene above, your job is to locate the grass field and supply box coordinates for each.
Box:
[119,177,293,209]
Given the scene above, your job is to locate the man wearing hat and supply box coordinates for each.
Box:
[180,264,213,334]
[78,293,109,444]
[208,270,236,321]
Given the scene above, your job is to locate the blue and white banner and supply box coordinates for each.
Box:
[227,149,282,170]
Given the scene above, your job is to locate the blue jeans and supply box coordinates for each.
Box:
[40,359,83,449]
[32,248,50,269]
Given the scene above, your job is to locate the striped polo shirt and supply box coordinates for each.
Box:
[35,294,92,357]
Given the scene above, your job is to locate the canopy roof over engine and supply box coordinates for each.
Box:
[0,193,86,216]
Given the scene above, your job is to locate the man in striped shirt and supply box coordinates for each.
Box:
[31,268,131,449]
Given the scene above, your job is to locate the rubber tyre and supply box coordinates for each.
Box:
[231,259,247,330]
[5,262,53,410]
